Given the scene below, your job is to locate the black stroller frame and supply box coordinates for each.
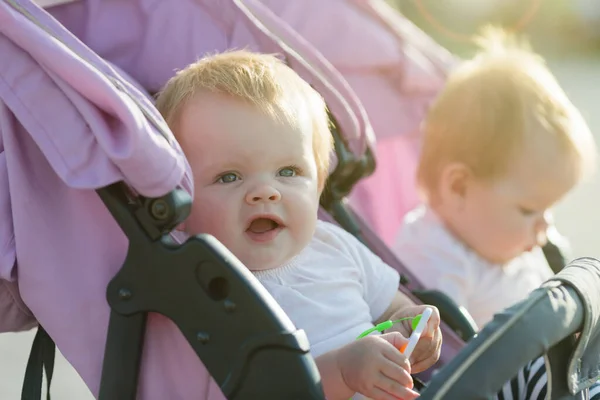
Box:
[93,182,325,399]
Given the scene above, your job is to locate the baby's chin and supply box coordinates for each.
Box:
[246,262,280,272]
[243,251,302,272]
[485,250,525,266]
[471,244,523,265]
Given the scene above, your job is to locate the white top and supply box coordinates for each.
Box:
[393,206,554,328]
[253,220,400,358]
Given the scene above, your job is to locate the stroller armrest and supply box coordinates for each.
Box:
[546,257,600,394]
[419,260,593,400]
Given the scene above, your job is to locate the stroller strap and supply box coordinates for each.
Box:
[21,326,55,400]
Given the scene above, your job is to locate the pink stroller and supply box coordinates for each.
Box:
[1,0,599,399]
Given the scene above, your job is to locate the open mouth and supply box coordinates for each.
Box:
[247,218,279,233]
[245,216,284,242]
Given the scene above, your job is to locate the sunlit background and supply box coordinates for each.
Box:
[1,1,599,398]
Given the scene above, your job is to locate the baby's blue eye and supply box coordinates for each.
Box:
[217,173,239,183]
[278,167,297,177]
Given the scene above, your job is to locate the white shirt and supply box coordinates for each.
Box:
[393,206,554,328]
[253,220,400,358]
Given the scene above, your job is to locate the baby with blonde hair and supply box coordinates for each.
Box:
[392,27,600,400]
[395,27,596,329]
[156,50,441,400]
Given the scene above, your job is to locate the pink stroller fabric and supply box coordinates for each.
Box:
[259,0,458,244]
[0,0,462,398]
[0,1,202,398]
[46,0,372,160]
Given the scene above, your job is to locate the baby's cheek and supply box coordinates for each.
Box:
[505,220,530,242]
[489,216,517,238]
[288,195,318,240]
[188,196,232,236]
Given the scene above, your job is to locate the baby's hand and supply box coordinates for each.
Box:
[387,305,442,374]
[337,332,420,400]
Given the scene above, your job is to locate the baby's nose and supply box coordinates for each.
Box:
[534,214,550,247]
[245,184,281,204]
[536,230,548,248]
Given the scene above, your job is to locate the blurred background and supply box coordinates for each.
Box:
[1,0,599,398]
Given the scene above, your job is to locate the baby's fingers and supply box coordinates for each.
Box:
[369,385,420,400]
[369,376,419,400]
[381,357,414,388]
[410,336,442,374]
[380,332,409,353]
[424,308,441,337]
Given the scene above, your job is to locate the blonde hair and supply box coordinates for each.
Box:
[155,50,333,188]
[417,26,596,195]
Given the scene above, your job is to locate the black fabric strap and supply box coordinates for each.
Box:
[21,326,55,400]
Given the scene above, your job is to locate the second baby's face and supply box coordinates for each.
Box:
[455,136,578,264]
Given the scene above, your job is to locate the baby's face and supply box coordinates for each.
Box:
[176,93,320,271]
[456,145,578,264]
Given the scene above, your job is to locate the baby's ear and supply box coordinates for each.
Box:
[439,162,471,209]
